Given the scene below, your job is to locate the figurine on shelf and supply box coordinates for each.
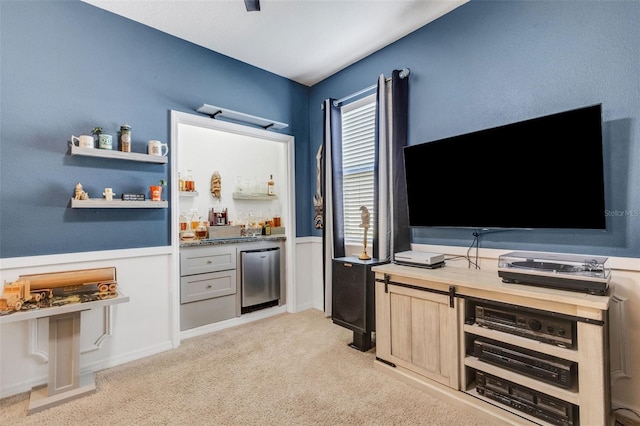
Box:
[359,205,371,260]
[210,171,222,199]
[74,183,89,200]
[103,187,115,201]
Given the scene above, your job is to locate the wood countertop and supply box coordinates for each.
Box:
[372,263,610,319]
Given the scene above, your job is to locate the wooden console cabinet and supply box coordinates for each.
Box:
[372,263,611,426]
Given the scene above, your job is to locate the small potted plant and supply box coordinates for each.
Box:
[150,179,167,201]
[92,126,112,150]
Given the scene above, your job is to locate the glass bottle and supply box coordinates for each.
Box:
[179,211,188,232]
[185,170,195,192]
[268,174,275,195]
[191,209,200,230]
[178,172,185,192]
[273,205,282,227]
[119,124,131,152]
[196,220,208,239]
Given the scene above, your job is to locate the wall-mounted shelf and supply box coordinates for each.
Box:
[196,104,288,131]
[232,192,278,201]
[179,191,199,197]
[69,144,168,164]
[71,199,168,209]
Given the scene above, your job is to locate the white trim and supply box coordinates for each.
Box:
[180,304,287,341]
[170,110,297,339]
[0,246,171,270]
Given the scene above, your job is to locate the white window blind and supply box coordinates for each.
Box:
[341,94,376,245]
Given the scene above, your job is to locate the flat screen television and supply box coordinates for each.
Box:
[403,104,606,230]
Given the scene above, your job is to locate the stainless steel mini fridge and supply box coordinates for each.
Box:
[241,247,280,312]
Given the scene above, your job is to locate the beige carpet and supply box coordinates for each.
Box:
[2,309,494,425]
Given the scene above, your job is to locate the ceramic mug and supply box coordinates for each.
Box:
[71,135,94,149]
[98,134,113,150]
[147,140,169,156]
[150,185,162,201]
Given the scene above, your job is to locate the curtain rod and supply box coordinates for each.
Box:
[322,68,410,109]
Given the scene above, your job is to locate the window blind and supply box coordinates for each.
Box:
[341,95,376,244]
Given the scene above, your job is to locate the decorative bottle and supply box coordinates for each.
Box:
[190,209,199,230]
[119,124,131,152]
[178,172,185,192]
[185,170,195,192]
[268,174,275,195]
[179,211,188,232]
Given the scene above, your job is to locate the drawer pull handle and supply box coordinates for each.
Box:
[206,260,213,264]
[207,285,212,289]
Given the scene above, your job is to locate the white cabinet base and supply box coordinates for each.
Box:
[29,373,96,415]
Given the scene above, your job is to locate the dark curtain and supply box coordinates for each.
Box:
[391,69,411,254]
[328,102,345,259]
[372,69,411,261]
[321,98,344,314]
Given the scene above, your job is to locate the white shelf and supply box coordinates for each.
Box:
[232,192,278,201]
[71,198,168,209]
[196,104,288,130]
[70,144,168,164]
[179,191,199,197]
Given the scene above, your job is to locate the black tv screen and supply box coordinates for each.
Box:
[403,104,606,230]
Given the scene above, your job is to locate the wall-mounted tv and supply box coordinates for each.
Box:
[403,104,606,230]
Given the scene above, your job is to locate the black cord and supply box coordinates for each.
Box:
[465,232,480,269]
[443,233,481,269]
[445,228,520,269]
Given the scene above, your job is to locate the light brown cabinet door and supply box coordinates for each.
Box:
[376,282,459,389]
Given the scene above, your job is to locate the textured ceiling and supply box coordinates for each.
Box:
[82,0,468,86]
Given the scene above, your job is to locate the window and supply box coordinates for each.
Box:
[341,94,376,245]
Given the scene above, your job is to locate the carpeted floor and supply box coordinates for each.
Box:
[1,309,494,425]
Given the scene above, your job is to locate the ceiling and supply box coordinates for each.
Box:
[82,0,468,86]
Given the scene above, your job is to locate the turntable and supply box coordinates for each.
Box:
[498,251,610,295]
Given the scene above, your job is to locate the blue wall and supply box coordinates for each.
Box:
[310,0,640,258]
[2,1,639,259]
[0,1,309,258]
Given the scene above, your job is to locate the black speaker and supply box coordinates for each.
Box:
[332,257,387,351]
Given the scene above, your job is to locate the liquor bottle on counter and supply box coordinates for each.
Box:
[196,221,208,239]
[190,209,200,230]
[262,221,271,236]
[268,174,275,195]
[179,211,188,233]
[180,211,195,240]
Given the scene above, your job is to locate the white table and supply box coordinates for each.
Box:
[0,292,129,414]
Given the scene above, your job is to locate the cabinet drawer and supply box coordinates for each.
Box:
[181,270,237,303]
[181,246,236,275]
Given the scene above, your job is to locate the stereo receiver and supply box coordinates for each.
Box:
[476,371,577,426]
[475,302,576,348]
[473,339,577,388]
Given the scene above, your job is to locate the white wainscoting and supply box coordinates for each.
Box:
[0,247,175,398]
[3,239,636,416]
[0,238,326,399]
